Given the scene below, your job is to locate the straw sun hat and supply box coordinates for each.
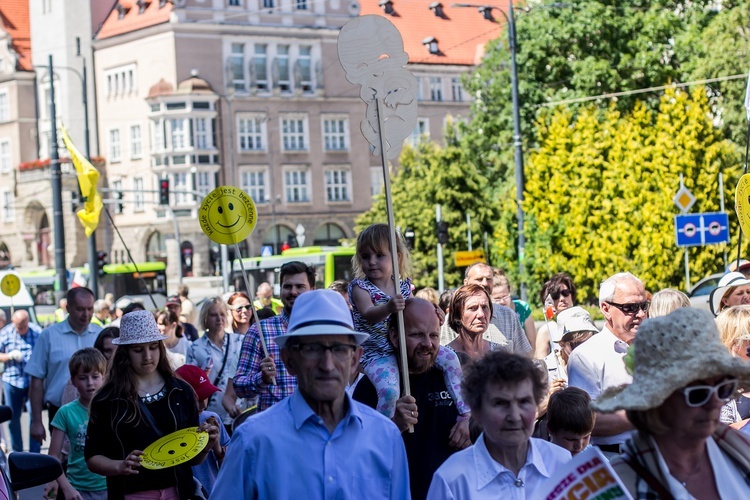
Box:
[593,307,750,413]
[708,272,750,316]
[112,310,169,345]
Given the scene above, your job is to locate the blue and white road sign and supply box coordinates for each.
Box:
[674,212,730,247]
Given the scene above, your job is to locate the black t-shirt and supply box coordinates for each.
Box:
[181,322,199,342]
[738,395,750,420]
[353,367,458,500]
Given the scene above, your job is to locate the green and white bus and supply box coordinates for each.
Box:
[231,246,356,294]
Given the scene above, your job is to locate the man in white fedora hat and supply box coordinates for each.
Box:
[568,272,648,455]
[212,290,409,498]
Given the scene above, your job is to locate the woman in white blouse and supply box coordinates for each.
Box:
[427,351,571,498]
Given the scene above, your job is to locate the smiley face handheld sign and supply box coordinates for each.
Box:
[737,173,750,239]
[140,428,209,470]
[199,186,257,245]
[0,273,21,297]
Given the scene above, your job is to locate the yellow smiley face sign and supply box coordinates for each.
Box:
[140,428,209,470]
[0,273,21,297]
[199,186,257,245]
[737,174,750,239]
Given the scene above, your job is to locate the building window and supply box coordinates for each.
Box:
[0,140,10,173]
[169,119,188,150]
[194,118,212,149]
[172,172,189,205]
[276,45,291,92]
[298,46,313,93]
[112,179,123,214]
[407,118,429,147]
[240,168,267,203]
[416,77,424,101]
[0,91,8,122]
[284,168,309,203]
[196,171,215,198]
[228,0,241,5]
[105,64,137,97]
[133,177,144,211]
[130,125,142,158]
[238,115,265,151]
[281,116,307,151]
[231,43,245,91]
[253,44,269,91]
[109,129,121,162]
[296,0,308,10]
[430,77,443,101]
[1,190,14,221]
[322,117,348,151]
[370,166,383,197]
[325,169,350,202]
[152,119,165,153]
[451,77,464,102]
[262,0,274,7]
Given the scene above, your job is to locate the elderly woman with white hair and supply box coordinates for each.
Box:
[594,308,750,498]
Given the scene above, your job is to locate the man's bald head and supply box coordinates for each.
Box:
[11,310,30,335]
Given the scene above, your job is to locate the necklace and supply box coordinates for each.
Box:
[139,384,166,404]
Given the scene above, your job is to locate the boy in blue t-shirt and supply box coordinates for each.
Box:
[44,348,107,499]
[175,364,230,496]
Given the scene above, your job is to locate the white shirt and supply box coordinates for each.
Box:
[567,326,633,445]
[426,434,571,499]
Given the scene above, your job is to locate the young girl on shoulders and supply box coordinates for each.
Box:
[85,310,219,500]
[349,223,470,419]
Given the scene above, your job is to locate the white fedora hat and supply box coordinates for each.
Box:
[275,290,368,349]
[708,272,750,316]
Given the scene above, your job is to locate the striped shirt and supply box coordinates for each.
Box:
[0,322,41,389]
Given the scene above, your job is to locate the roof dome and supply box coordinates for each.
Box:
[147,78,174,98]
[176,74,214,94]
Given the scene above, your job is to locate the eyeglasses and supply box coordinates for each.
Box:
[290,343,357,360]
[682,379,738,407]
[606,301,650,315]
[232,304,251,312]
[550,289,572,301]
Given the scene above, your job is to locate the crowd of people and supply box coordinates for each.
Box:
[1,224,750,498]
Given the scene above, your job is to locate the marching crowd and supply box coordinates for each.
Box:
[1,223,750,498]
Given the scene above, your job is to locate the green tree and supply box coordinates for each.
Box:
[523,87,742,303]
[355,127,499,290]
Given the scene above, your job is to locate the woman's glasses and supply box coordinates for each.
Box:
[550,289,572,301]
[232,304,251,312]
[682,379,737,407]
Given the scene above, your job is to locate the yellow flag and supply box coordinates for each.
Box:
[61,126,102,237]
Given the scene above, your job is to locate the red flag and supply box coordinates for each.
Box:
[544,294,555,320]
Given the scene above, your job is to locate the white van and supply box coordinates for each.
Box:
[0,271,38,326]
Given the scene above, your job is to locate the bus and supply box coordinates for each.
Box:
[17,262,167,305]
[231,246,355,294]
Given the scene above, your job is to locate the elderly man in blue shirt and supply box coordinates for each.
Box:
[26,287,101,446]
[0,310,41,452]
[211,290,410,499]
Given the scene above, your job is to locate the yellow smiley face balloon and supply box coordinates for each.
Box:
[141,428,209,470]
[199,186,258,245]
[737,173,750,239]
[0,273,21,297]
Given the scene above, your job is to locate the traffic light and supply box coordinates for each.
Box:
[158,178,170,205]
[404,228,415,250]
[436,221,449,245]
[71,191,81,213]
[96,251,108,278]
[115,191,124,213]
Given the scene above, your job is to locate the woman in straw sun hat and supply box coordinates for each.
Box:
[708,271,750,316]
[593,307,750,498]
[85,310,220,499]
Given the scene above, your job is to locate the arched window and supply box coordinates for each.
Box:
[0,242,10,269]
[146,231,167,263]
[313,223,346,246]
[262,224,296,254]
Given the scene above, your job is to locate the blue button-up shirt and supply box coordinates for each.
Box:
[211,390,411,499]
[0,322,41,389]
[25,319,101,406]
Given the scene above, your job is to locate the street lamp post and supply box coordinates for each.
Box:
[453,1,527,300]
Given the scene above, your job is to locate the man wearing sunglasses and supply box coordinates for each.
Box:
[213,290,409,498]
[568,272,648,455]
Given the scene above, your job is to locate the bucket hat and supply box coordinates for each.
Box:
[709,272,750,316]
[592,307,750,413]
[113,310,169,345]
[275,290,368,348]
[556,306,598,342]
[175,364,220,400]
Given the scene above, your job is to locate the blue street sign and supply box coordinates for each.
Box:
[675,212,730,248]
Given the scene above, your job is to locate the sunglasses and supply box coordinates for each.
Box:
[232,304,251,312]
[682,379,737,407]
[550,289,572,301]
[606,301,650,315]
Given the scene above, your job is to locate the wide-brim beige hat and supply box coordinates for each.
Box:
[113,310,169,345]
[709,272,750,316]
[593,307,750,413]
